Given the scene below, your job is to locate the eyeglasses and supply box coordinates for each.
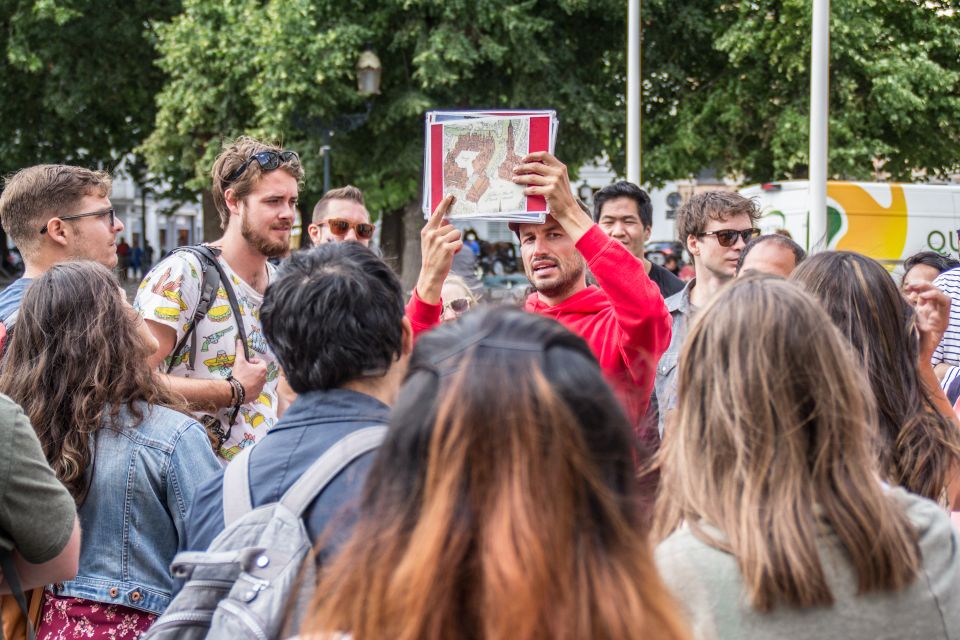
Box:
[40,207,116,235]
[698,228,760,247]
[224,150,300,184]
[443,297,472,316]
[321,218,376,240]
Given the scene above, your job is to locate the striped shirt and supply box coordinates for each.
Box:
[932,268,960,365]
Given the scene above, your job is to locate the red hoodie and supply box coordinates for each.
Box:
[523,225,671,428]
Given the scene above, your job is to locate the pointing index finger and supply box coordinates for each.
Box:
[426,195,455,230]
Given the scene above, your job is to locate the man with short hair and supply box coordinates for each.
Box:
[655,191,759,434]
[308,185,373,247]
[182,242,412,553]
[0,164,124,324]
[736,233,806,278]
[507,153,671,433]
[135,135,302,461]
[594,180,684,298]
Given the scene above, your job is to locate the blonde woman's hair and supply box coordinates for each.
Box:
[654,275,919,611]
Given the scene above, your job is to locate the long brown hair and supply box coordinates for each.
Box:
[791,250,960,502]
[304,308,689,640]
[0,260,184,503]
[654,275,919,611]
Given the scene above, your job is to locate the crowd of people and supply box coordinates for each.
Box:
[0,134,959,640]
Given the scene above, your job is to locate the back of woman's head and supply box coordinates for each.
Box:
[791,250,960,502]
[0,260,178,501]
[306,307,689,640]
[655,275,918,611]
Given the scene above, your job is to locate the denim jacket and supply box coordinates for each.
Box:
[183,389,389,558]
[655,279,695,437]
[52,403,221,614]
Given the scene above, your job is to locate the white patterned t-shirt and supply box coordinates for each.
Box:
[134,250,279,462]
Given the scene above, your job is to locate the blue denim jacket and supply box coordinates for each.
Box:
[52,403,221,614]
[183,389,389,557]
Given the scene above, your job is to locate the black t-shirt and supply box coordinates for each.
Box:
[648,262,685,299]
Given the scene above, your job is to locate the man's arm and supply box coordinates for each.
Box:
[146,321,266,413]
[407,195,461,338]
[3,517,81,593]
[512,152,672,375]
[0,404,81,591]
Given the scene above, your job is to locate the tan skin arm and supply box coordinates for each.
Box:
[909,282,960,507]
[1,518,81,594]
[145,320,266,412]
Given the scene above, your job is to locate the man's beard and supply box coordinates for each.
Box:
[241,213,289,258]
[527,258,585,300]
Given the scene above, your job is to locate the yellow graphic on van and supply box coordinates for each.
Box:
[831,183,907,261]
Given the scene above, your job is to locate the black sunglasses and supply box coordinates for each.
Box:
[224,150,300,184]
[698,227,760,248]
[40,207,116,235]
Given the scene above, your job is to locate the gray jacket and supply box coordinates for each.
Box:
[655,488,960,640]
[654,279,695,436]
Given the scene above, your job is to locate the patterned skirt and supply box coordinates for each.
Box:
[36,591,157,639]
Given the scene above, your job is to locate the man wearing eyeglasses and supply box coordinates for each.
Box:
[653,190,760,435]
[307,184,465,339]
[135,136,302,462]
[0,164,124,327]
[307,185,375,247]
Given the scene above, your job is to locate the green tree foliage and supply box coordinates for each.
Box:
[141,0,627,215]
[641,0,960,185]
[0,0,179,174]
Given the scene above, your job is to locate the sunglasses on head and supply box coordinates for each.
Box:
[40,207,116,235]
[322,218,375,240]
[698,227,760,247]
[224,150,300,184]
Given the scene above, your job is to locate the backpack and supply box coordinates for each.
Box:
[143,426,387,640]
[166,245,251,445]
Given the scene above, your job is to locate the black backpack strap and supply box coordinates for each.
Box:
[190,245,250,361]
[167,247,222,373]
[0,549,35,640]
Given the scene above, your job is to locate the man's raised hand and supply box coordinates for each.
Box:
[415,195,463,305]
[512,152,592,242]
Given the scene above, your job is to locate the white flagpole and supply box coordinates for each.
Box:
[626,0,641,185]
[808,0,830,252]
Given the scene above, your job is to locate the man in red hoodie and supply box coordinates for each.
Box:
[509,152,672,428]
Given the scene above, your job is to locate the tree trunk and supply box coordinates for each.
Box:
[201,188,221,242]
[379,200,423,294]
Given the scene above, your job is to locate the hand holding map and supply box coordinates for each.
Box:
[422,110,558,223]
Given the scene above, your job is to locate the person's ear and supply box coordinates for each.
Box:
[400,316,414,356]
[43,219,71,248]
[307,224,321,245]
[642,224,653,244]
[687,233,701,257]
[224,187,242,217]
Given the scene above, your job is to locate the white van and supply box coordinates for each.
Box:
[739,181,960,267]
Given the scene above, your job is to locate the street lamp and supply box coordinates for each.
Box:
[356,48,382,96]
[317,48,382,194]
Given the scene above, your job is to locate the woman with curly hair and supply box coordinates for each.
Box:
[0,261,220,638]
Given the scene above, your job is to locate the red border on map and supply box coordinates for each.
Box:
[527,115,550,212]
[430,123,444,215]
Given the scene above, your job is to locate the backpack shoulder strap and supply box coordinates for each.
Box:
[221,445,255,527]
[190,245,250,361]
[0,549,35,640]
[167,246,221,373]
[280,426,387,517]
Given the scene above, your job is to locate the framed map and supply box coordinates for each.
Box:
[423,110,557,222]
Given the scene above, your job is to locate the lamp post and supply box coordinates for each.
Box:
[318,47,382,193]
